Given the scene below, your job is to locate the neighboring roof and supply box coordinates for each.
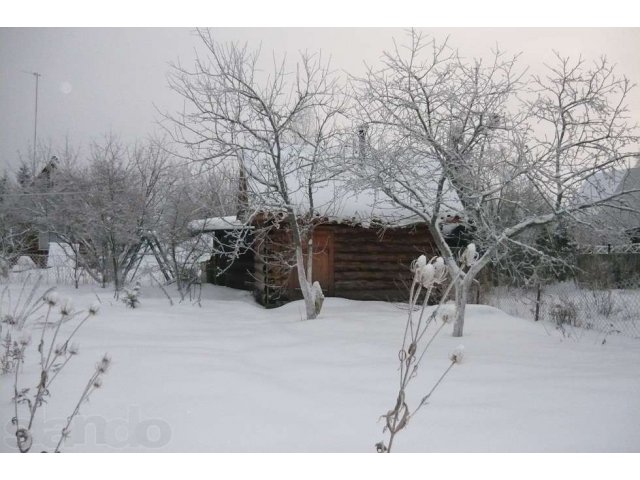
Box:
[619,166,640,192]
[576,164,640,242]
[578,168,628,203]
[47,242,77,267]
[612,166,640,228]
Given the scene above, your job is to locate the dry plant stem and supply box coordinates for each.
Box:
[8,286,108,453]
[412,359,457,416]
[27,313,69,430]
[53,313,91,360]
[13,275,30,319]
[403,277,457,381]
[38,305,52,367]
[43,313,67,371]
[54,370,99,453]
[386,275,458,453]
[27,311,87,430]
[413,286,434,340]
[413,321,449,372]
[42,313,90,387]
[13,351,21,429]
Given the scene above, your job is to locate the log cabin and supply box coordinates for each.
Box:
[192,142,466,307]
[194,212,445,307]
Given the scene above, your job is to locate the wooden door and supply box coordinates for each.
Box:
[311,229,334,296]
[289,228,335,296]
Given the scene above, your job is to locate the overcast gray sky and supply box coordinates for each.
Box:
[1,28,639,175]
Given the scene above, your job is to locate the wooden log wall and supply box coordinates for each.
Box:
[253,227,297,307]
[252,222,439,306]
[331,224,437,302]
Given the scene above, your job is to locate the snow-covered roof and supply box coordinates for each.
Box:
[239,146,463,228]
[307,179,425,227]
[189,216,247,233]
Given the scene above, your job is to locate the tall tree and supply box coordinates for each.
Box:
[158,164,238,297]
[165,29,347,319]
[40,136,171,292]
[352,31,639,336]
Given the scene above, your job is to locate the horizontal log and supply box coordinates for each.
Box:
[335,279,412,291]
[334,251,428,262]
[333,244,433,254]
[334,246,429,257]
[335,271,411,282]
[334,227,430,236]
[334,262,412,273]
[335,290,410,302]
[327,224,430,234]
[333,231,431,240]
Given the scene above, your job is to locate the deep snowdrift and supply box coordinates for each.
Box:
[1,284,639,452]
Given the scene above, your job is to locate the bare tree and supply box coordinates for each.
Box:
[352,30,639,336]
[164,29,347,319]
[0,142,70,276]
[0,173,31,276]
[158,164,237,298]
[38,136,171,293]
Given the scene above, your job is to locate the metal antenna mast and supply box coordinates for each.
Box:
[23,71,42,176]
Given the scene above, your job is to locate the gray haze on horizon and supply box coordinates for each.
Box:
[1,27,639,176]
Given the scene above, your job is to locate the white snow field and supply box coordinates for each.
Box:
[1,283,639,453]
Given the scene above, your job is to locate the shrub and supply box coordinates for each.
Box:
[122,281,141,308]
[550,299,579,327]
[590,289,618,318]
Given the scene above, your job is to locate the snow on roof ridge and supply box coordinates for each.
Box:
[189,215,245,232]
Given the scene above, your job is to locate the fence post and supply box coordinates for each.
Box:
[534,283,541,322]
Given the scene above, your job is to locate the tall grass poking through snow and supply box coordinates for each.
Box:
[376,255,463,453]
[5,285,111,452]
[1,276,54,375]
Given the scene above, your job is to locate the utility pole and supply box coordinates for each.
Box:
[23,71,42,176]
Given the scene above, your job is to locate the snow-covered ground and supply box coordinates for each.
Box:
[1,282,639,452]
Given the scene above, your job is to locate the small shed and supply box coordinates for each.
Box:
[194,213,439,307]
[192,158,464,307]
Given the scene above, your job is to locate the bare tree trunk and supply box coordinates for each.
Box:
[111,254,120,297]
[453,276,470,337]
[294,245,317,320]
[452,252,492,336]
[306,237,313,284]
[73,246,79,289]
